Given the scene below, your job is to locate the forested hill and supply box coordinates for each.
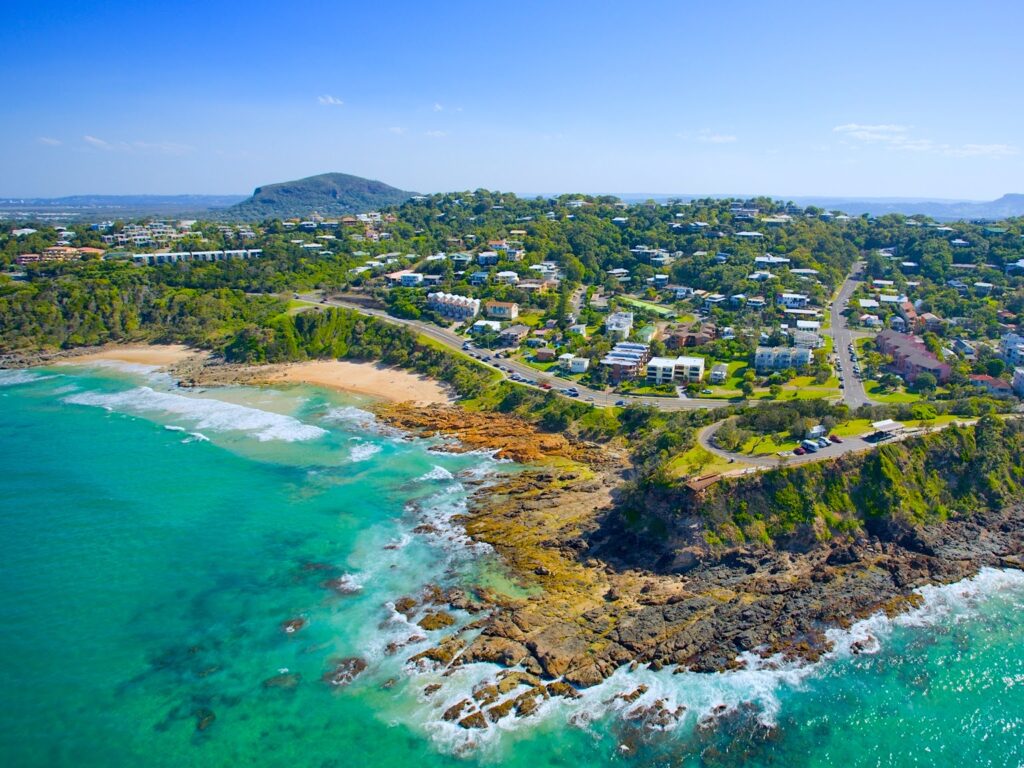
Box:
[223,172,415,220]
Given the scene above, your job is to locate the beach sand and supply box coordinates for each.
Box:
[59,344,203,367]
[266,360,453,405]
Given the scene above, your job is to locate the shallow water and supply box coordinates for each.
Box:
[1,364,1022,767]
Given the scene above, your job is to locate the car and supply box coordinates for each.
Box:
[817,438,830,448]
[540,383,551,390]
[615,400,627,406]
[793,447,806,455]
[702,389,713,394]
[484,356,492,362]
[839,382,845,389]
[829,435,843,443]
[585,396,594,402]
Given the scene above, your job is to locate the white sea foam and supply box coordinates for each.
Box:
[402,567,1024,755]
[417,465,454,482]
[64,386,327,442]
[350,442,383,462]
[0,369,56,386]
[183,432,210,444]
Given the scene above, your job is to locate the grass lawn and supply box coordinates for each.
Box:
[616,383,678,397]
[619,296,675,317]
[864,381,925,403]
[667,445,749,478]
[739,433,800,455]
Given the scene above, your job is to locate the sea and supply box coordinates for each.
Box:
[1,363,1023,768]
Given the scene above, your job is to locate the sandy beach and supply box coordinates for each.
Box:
[266,360,453,405]
[58,344,204,367]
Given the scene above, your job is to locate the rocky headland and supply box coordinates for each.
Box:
[374,404,1024,710]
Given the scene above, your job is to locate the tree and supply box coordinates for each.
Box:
[914,372,938,393]
[986,358,1006,378]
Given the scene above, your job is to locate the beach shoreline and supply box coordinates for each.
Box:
[36,342,454,406]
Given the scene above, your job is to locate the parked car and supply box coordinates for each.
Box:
[794,447,807,455]
[800,440,820,453]
[701,389,713,394]
[829,435,843,443]
[615,400,627,406]
[540,383,551,390]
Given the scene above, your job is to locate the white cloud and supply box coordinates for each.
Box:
[37,136,62,146]
[433,102,444,112]
[699,133,737,144]
[424,130,448,138]
[82,135,192,155]
[83,134,111,149]
[676,129,738,144]
[833,123,1017,158]
[317,94,344,106]
[388,126,405,135]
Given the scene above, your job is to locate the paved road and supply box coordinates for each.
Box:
[300,292,732,411]
[829,263,875,408]
[697,419,872,470]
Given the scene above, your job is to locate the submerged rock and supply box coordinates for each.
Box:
[281,618,306,634]
[418,611,457,631]
[261,672,301,690]
[321,657,367,688]
[194,707,216,731]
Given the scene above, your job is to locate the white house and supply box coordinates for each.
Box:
[1013,368,1024,397]
[569,357,590,374]
[710,362,729,384]
[754,346,812,372]
[778,293,810,309]
[605,311,634,340]
[646,355,705,384]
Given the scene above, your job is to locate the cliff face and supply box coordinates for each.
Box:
[618,417,1024,554]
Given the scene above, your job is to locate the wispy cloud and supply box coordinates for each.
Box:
[81,135,192,155]
[37,136,62,146]
[432,102,444,112]
[834,123,1018,158]
[424,130,448,138]
[677,129,738,144]
[388,126,405,135]
[317,94,344,106]
[83,134,111,149]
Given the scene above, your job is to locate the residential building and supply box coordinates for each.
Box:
[469,319,501,334]
[1013,368,1024,397]
[499,324,530,346]
[569,357,590,374]
[1001,333,1024,366]
[875,329,952,383]
[494,270,520,285]
[477,251,499,266]
[426,292,480,320]
[132,249,262,265]
[754,346,813,372]
[710,363,728,384]
[969,375,1012,396]
[568,323,588,337]
[792,329,823,349]
[605,311,634,340]
[484,301,519,321]
[646,355,705,384]
[777,292,810,308]
[399,272,424,287]
[599,342,651,382]
[469,271,490,286]
[535,348,557,362]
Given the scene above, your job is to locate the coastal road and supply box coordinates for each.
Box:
[829,263,875,408]
[299,292,732,411]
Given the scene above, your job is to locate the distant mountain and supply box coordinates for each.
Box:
[224,172,415,220]
[0,194,245,221]
[785,193,1024,221]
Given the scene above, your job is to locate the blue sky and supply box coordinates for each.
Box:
[2,0,1022,199]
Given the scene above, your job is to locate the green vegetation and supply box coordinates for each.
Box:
[689,416,1024,545]
[225,172,413,220]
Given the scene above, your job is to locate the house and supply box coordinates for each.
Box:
[755,254,791,266]
[667,323,716,349]
[599,342,651,382]
[499,324,530,346]
[710,363,729,384]
[1000,333,1024,366]
[703,293,726,310]
[558,352,576,369]
[859,299,880,310]
[807,424,827,439]
[860,314,882,328]
[426,292,480,320]
[399,272,424,286]
[792,329,823,349]
[569,357,590,374]
[469,319,501,335]
[1013,368,1024,397]
[672,285,695,300]
[477,251,499,266]
[754,346,813,372]
[746,296,767,310]
[778,292,809,309]
[535,348,557,362]
[485,301,519,321]
[969,374,1012,396]
[646,355,705,384]
[874,329,951,383]
[495,270,520,285]
[568,323,588,337]
[469,271,490,286]
[605,311,634,340]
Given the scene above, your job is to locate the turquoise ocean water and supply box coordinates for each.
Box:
[1,363,1023,767]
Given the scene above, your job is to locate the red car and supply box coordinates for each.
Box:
[540,382,552,390]
[793,447,806,455]
[829,435,843,444]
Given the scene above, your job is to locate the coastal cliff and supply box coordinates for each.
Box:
[380,407,1024,703]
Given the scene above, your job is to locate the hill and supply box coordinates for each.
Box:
[223,172,415,220]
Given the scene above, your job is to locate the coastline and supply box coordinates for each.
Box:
[26,343,453,405]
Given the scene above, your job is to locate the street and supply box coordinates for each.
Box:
[829,263,875,408]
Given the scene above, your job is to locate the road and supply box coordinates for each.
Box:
[829,263,875,408]
[299,292,732,411]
